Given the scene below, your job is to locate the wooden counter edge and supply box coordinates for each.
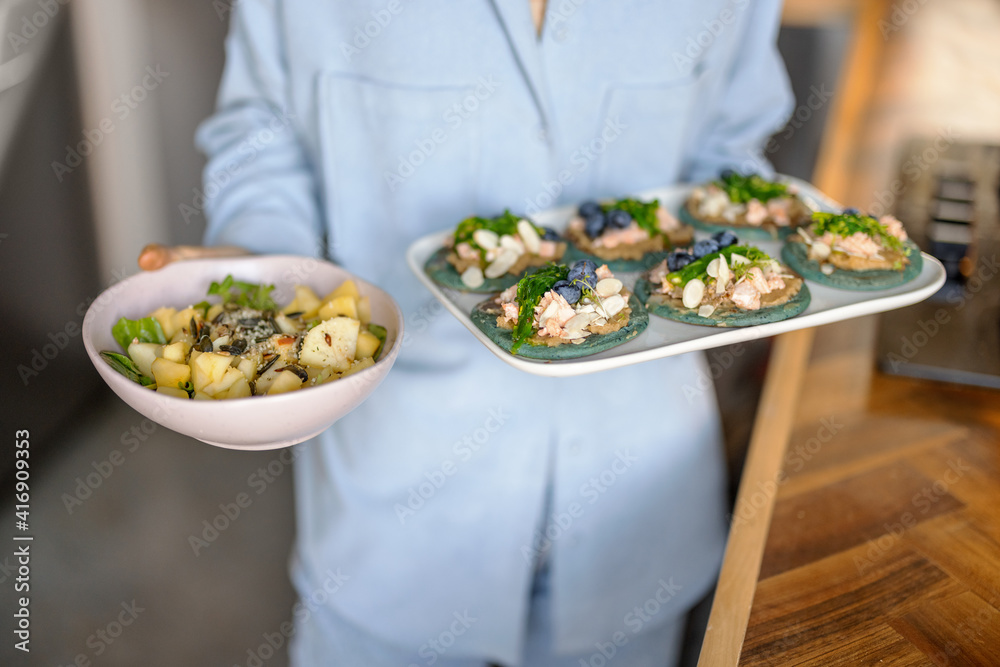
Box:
[696,327,815,667]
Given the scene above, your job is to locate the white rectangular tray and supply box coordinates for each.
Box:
[405,180,946,377]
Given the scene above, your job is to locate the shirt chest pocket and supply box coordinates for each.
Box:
[319,73,484,256]
[591,67,707,195]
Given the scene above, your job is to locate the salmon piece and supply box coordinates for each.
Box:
[835,232,882,258]
[745,199,768,226]
[731,281,761,310]
[656,207,681,232]
[456,242,479,261]
[879,215,908,241]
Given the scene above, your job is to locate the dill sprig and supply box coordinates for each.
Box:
[810,212,908,255]
[667,245,774,287]
[511,264,568,354]
[714,173,789,204]
[453,210,543,259]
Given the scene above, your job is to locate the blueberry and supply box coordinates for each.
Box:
[540,227,561,241]
[568,259,598,287]
[584,213,607,239]
[842,207,860,216]
[720,168,737,180]
[692,239,721,259]
[579,201,602,218]
[667,251,695,272]
[552,280,582,304]
[712,230,738,247]
[605,208,632,229]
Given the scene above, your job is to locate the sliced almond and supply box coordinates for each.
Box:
[698,304,716,318]
[601,294,626,318]
[461,265,485,289]
[517,220,541,254]
[484,249,519,278]
[729,253,749,266]
[715,255,731,295]
[706,258,720,278]
[473,229,499,250]
[596,278,623,297]
[682,278,705,309]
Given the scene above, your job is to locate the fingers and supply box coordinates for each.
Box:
[137,244,251,271]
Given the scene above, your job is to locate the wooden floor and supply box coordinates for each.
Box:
[739,318,1000,666]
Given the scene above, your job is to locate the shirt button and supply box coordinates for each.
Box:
[535,126,549,143]
[569,443,581,455]
[554,27,568,42]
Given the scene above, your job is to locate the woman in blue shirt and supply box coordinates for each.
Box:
[141,1,792,665]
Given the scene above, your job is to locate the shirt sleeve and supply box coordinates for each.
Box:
[194,0,324,257]
[684,0,794,182]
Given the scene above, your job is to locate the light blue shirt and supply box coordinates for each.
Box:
[197,1,792,664]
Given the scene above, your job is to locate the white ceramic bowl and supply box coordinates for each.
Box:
[82,255,403,450]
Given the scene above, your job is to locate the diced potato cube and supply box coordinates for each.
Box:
[193,391,213,401]
[237,357,258,382]
[170,329,195,346]
[151,358,192,391]
[341,356,375,378]
[254,363,283,394]
[172,307,199,337]
[128,342,163,379]
[192,352,232,392]
[273,313,302,334]
[355,330,381,359]
[206,304,224,322]
[156,386,190,399]
[267,370,303,395]
[356,296,371,326]
[298,317,359,371]
[162,341,191,364]
[323,279,360,302]
[221,375,252,399]
[283,285,321,319]
[318,295,358,320]
[203,366,244,397]
[150,307,178,340]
